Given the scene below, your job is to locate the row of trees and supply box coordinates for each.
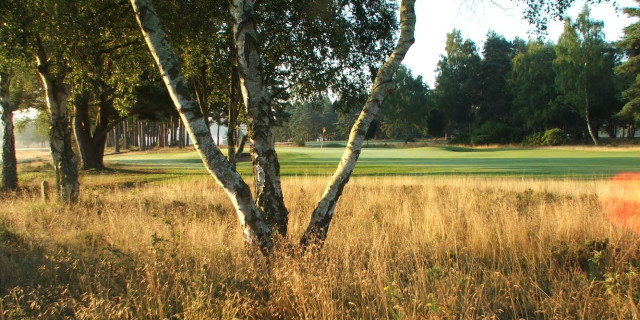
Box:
[276,65,435,143]
[0,0,409,251]
[279,6,639,146]
[0,0,625,254]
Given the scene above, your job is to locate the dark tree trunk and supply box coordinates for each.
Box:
[216,120,221,146]
[139,121,146,150]
[193,67,211,129]
[74,88,117,170]
[114,122,121,153]
[237,134,248,158]
[178,119,184,148]
[170,116,176,146]
[1,71,18,191]
[227,62,241,169]
[124,120,130,149]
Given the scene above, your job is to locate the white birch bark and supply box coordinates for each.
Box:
[35,42,80,202]
[130,0,272,251]
[301,0,417,247]
[231,0,288,237]
[583,69,598,145]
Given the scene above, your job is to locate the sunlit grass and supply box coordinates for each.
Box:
[2,170,640,318]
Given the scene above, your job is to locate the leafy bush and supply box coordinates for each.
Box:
[542,128,567,146]
[471,134,491,146]
[522,128,568,146]
[522,132,544,146]
[450,133,471,145]
[293,138,306,147]
[471,121,523,145]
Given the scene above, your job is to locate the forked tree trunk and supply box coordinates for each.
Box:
[131,0,272,252]
[36,40,79,202]
[131,0,416,254]
[0,70,18,191]
[75,88,120,170]
[300,0,416,248]
[74,92,104,170]
[231,0,288,237]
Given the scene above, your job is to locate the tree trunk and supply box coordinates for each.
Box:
[124,120,130,149]
[216,120,220,146]
[139,121,146,150]
[0,71,18,191]
[236,134,248,159]
[73,90,112,170]
[583,64,598,146]
[301,0,416,248]
[131,0,272,251]
[227,62,241,169]
[115,123,121,153]
[178,119,184,148]
[231,0,288,237]
[193,68,211,129]
[585,104,598,146]
[36,46,80,202]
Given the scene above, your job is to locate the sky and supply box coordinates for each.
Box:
[403,0,638,87]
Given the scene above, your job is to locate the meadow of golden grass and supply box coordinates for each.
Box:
[1,174,639,319]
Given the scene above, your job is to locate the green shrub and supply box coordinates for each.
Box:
[542,128,567,146]
[293,138,306,147]
[471,134,491,146]
[450,133,471,145]
[522,132,544,146]
[471,121,522,145]
[522,129,568,146]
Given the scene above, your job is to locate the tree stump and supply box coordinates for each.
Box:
[41,181,49,203]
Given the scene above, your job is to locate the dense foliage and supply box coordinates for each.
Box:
[279,4,636,145]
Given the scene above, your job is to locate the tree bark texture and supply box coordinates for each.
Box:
[0,71,18,191]
[583,75,598,146]
[114,123,121,153]
[131,0,272,251]
[73,90,113,170]
[231,0,288,237]
[301,0,417,248]
[36,44,80,202]
[227,63,241,169]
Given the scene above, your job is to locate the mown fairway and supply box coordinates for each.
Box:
[104,145,640,178]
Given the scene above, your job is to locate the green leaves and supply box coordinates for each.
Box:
[554,7,618,136]
[380,65,432,142]
[615,1,640,122]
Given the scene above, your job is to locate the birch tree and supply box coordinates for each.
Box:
[130,0,615,254]
[131,0,415,252]
[1,0,82,201]
[554,7,618,145]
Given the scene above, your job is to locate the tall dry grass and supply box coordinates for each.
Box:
[1,175,639,319]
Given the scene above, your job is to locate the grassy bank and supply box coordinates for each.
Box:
[1,172,639,318]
